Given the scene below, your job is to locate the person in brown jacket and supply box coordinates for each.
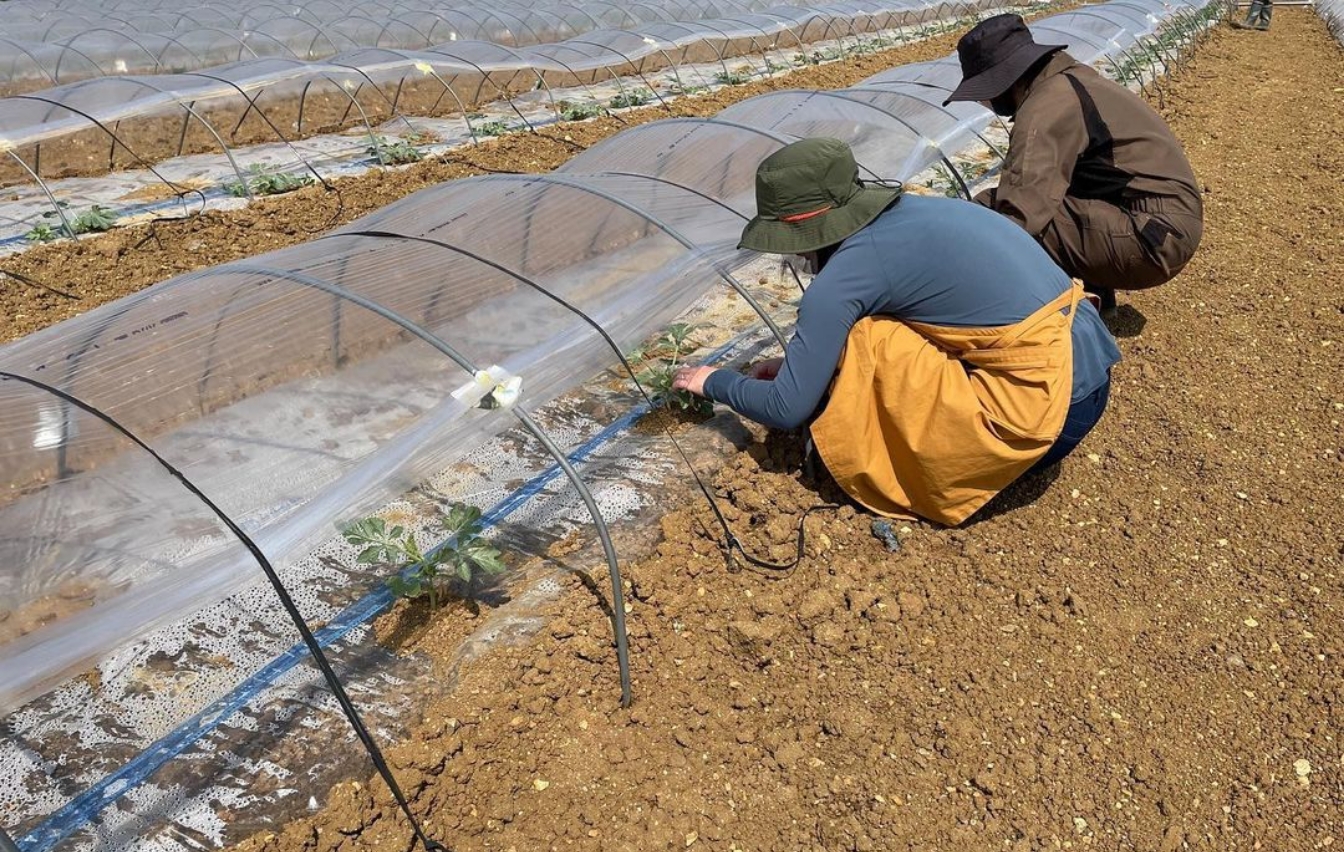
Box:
[945,14,1203,313]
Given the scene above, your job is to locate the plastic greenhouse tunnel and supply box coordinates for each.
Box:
[0,0,1233,848]
[0,0,964,90]
[0,0,1015,246]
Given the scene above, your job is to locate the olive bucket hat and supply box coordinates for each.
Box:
[738,138,901,256]
[943,13,1065,106]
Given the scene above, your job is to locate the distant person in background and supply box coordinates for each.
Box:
[1233,0,1273,30]
[945,14,1204,315]
[671,139,1120,526]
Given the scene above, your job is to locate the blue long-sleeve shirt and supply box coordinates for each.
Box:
[704,195,1121,429]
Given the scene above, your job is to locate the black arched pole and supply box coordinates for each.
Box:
[18,81,251,195]
[208,264,634,707]
[0,371,449,852]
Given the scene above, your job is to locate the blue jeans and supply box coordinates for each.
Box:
[1031,377,1112,472]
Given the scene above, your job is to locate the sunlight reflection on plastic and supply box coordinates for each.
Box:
[33,403,68,450]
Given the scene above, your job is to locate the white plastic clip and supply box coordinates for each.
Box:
[481,374,523,410]
[450,365,522,410]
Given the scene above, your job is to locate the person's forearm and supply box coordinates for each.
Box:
[702,368,818,430]
[699,237,873,428]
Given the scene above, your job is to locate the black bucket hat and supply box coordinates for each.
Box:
[738,138,901,255]
[943,14,1066,106]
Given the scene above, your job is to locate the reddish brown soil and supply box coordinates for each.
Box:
[218,10,1344,852]
[0,30,970,344]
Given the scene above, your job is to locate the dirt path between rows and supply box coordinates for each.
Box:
[227,10,1343,852]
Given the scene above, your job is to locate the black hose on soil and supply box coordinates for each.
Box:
[0,373,451,852]
[0,268,80,300]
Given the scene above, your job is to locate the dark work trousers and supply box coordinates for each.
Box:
[1038,194,1204,291]
[1029,377,1112,473]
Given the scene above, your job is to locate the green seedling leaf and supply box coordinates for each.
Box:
[342,516,411,564]
[558,100,604,121]
[403,532,424,565]
[609,88,653,109]
[462,541,506,576]
[441,502,483,538]
[713,70,751,85]
[226,163,316,197]
[387,575,424,599]
[357,545,383,564]
[69,205,116,234]
[24,223,59,243]
[367,136,424,165]
[473,119,515,137]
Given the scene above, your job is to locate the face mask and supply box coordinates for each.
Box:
[814,244,839,273]
[989,91,1017,117]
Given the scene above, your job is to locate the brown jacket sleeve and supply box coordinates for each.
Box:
[985,77,1089,237]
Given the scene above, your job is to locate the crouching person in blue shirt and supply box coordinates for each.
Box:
[673,138,1120,525]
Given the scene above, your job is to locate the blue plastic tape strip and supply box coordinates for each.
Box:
[19,335,749,851]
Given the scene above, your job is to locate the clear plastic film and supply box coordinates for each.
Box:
[1,1,1232,849]
[1323,0,1344,43]
[0,0,1007,223]
[0,0,952,90]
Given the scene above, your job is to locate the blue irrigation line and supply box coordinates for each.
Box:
[17,333,753,852]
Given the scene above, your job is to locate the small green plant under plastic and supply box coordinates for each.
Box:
[472,119,517,137]
[668,82,709,96]
[71,205,116,234]
[367,136,424,165]
[24,223,58,243]
[960,160,992,183]
[25,204,117,241]
[558,100,604,121]
[631,322,714,416]
[924,165,962,198]
[713,69,752,85]
[609,88,653,109]
[341,503,506,609]
[224,164,316,197]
